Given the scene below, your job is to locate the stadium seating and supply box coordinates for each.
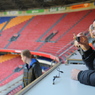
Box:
[38,10,92,54]
[0,10,95,93]
[7,13,64,50]
[0,2,95,94]
[0,54,19,63]
[0,9,94,59]
[0,22,7,30]
[4,16,33,30]
[0,55,23,86]
[0,20,30,48]
[0,9,94,61]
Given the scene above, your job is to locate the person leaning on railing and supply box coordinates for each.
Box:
[71,33,95,86]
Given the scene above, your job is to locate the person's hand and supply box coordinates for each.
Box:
[74,40,80,48]
[73,33,90,51]
[73,34,80,47]
[73,33,84,47]
[71,69,81,80]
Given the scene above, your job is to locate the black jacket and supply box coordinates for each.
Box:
[23,59,42,87]
[78,47,95,86]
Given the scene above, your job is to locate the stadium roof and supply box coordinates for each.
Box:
[0,0,93,12]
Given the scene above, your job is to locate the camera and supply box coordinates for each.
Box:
[76,37,80,42]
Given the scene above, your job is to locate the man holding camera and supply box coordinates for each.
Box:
[71,20,95,86]
[71,33,95,86]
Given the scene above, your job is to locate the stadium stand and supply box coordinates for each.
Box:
[0,21,27,48]
[7,13,64,50]
[41,10,91,42]
[0,53,19,63]
[37,10,92,54]
[0,9,94,60]
[4,16,33,30]
[0,55,23,86]
[0,9,95,95]
[0,22,7,30]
